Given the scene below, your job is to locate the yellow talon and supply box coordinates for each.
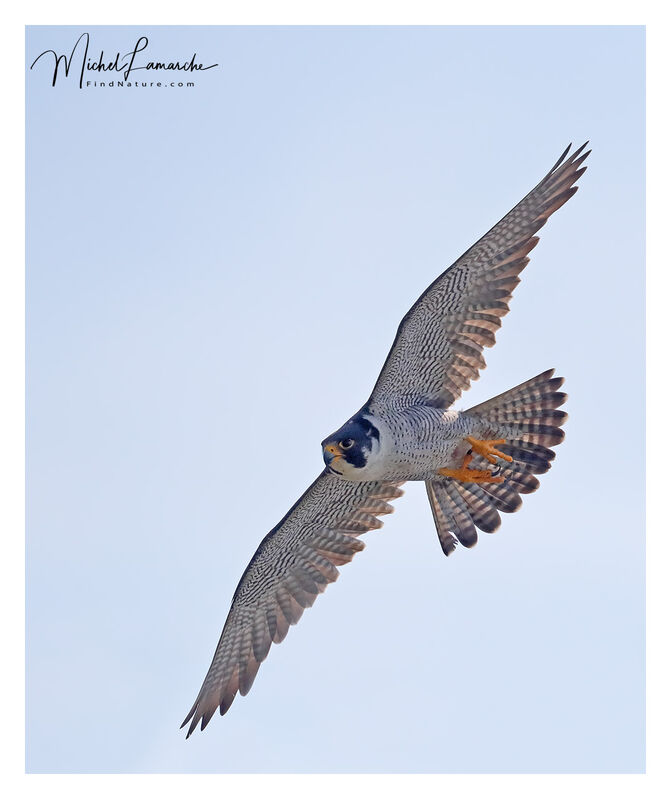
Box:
[465,436,513,464]
[438,453,504,485]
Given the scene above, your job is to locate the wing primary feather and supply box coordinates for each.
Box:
[546,143,572,175]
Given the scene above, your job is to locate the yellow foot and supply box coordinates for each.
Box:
[438,454,504,484]
[465,436,513,465]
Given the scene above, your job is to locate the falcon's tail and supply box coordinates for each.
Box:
[426,369,567,556]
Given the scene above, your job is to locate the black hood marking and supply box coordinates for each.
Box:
[321,411,380,470]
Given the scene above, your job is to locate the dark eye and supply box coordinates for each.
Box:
[340,438,354,450]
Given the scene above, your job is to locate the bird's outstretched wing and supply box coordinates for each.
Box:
[181,472,404,736]
[367,143,590,412]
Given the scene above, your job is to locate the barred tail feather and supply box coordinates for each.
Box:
[426,369,567,556]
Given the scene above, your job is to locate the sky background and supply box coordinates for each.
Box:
[26,26,645,773]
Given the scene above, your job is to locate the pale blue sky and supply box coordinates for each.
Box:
[26,25,644,773]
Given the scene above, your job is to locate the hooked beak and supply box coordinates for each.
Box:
[323,443,343,474]
[323,444,341,460]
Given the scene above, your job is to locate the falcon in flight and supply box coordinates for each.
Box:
[182,143,589,736]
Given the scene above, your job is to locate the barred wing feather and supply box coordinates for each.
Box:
[368,144,589,411]
[181,471,404,736]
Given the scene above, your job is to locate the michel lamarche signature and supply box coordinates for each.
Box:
[30,32,218,88]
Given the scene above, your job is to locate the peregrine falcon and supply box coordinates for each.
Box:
[182,143,589,736]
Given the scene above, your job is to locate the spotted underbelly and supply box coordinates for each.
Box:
[359,407,478,482]
[377,438,472,481]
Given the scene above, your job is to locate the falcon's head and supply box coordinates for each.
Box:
[321,413,381,480]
